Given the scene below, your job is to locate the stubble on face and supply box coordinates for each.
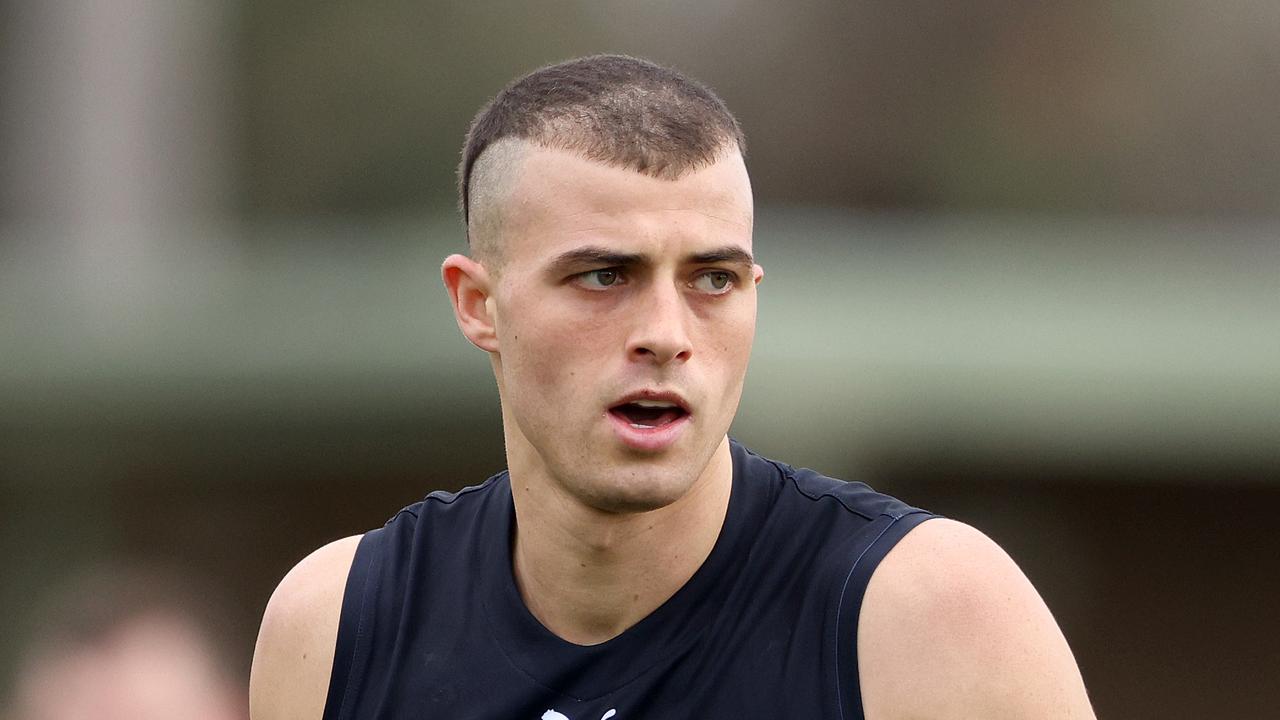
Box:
[478,142,758,516]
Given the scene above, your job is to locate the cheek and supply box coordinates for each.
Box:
[703,304,757,367]
[500,299,616,398]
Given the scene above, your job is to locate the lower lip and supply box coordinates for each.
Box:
[607,410,691,452]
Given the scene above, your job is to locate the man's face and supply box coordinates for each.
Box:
[484,145,760,513]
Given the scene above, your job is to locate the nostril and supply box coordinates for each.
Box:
[632,345,691,362]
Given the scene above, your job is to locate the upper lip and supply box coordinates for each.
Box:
[609,389,691,414]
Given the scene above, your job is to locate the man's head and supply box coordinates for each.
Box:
[443,56,761,515]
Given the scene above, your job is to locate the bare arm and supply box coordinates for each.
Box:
[250,536,361,720]
[858,519,1095,720]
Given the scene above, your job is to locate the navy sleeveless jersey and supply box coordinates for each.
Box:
[323,441,935,720]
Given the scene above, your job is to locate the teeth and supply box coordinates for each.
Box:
[632,399,677,408]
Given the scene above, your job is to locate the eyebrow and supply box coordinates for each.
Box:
[545,244,755,275]
[689,245,755,267]
[546,247,646,273]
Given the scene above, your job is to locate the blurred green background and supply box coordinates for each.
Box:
[1,1,1277,718]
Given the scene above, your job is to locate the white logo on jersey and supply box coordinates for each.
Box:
[541,709,616,720]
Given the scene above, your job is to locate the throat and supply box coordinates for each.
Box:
[510,494,728,645]
[505,436,735,645]
[513,537,668,645]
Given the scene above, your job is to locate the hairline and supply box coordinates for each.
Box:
[466,137,746,271]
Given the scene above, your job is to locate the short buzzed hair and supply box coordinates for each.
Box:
[458,55,746,254]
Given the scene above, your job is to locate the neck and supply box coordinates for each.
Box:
[508,439,733,646]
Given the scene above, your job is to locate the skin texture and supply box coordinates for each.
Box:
[249,537,358,720]
[858,519,1096,719]
[249,142,1096,720]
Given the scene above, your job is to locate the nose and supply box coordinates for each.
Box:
[627,282,692,365]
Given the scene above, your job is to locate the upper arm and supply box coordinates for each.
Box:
[857,519,1095,720]
[250,535,362,720]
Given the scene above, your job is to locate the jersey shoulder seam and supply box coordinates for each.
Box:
[386,470,508,523]
[755,450,909,523]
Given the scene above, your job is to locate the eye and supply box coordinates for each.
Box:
[576,268,624,290]
[692,270,735,294]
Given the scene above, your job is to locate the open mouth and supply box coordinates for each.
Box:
[608,399,689,429]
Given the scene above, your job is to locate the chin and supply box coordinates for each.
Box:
[576,464,698,515]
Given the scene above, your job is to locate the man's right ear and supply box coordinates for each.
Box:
[441,254,499,353]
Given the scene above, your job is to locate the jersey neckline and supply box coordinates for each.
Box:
[479,439,771,701]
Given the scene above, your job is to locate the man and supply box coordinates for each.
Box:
[251,55,1095,719]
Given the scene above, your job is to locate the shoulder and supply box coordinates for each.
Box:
[250,535,362,720]
[857,519,1095,720]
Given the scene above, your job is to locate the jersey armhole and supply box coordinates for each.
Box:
[835,511,937,720]
[322,528,384,720]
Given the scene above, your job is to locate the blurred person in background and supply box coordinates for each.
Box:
[5,564,246,720]
[252,55,1094,719]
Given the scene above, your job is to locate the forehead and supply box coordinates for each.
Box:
[500,145,754,263]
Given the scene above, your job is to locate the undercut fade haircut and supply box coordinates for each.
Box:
[458,54,747,228]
